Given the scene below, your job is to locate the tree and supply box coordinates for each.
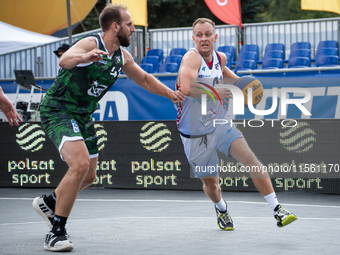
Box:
[73,0,106,34]
[241,0,269,24]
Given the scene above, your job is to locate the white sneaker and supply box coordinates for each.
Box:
[44,230,74,252]
[33,195,54,229]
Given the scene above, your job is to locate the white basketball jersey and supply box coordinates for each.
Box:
[176,48,229,136]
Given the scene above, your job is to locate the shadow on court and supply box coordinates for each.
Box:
[0,188,339,254]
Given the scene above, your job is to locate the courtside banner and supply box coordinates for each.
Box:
[0,120,339,194]
[1,71,340,120]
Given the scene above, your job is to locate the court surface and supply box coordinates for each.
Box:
[0,188,339,255]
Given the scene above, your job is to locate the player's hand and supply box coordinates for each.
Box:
[217,88,233,104]
[4,106,22,126]
[171,89,186,104]
[0,89,22,126]
[83,49,109,63]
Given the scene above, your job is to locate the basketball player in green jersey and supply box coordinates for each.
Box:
[32,4,185,252]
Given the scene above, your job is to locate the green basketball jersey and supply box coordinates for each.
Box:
[40,33,123,115]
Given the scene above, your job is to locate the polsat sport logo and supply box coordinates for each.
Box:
[15,123,108,152]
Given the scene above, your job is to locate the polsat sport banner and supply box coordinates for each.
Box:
[204,0,242,27]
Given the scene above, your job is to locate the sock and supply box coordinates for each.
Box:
[44,191,56,212]
[264,192,279,214]
[215,198,227,212]
[52,214,68,236]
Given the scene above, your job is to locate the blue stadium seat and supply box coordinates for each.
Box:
[234,60,257,72]
[169,48,187,57]
[263,50,284,60]
[158,63,179,73]
[315,56,339,67]
[217,45,235,63]
[237,51,258,62]
[240,44,259,61]
[225,52,232,69]
[291,42,311,51]
[315,48,339,58]
[141,56,159,73]
[165,55,182,66]
[139,63,153,73]
[317,40,338,50]
[265,43,284,53]
[287,57,311,68]
[261,58,283,69]
[146,49,164,64]
[289,49,311,59]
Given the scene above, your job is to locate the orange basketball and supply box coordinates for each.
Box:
[233,76,264,107]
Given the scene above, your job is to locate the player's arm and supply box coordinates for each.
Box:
[215,52,239,102]
[217,51,239,81]
[59,37,109,69]
[179,51,232,104]
[122,49,185,104]
[177,51,202,97]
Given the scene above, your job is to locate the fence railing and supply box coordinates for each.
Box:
[242,18,340,60]
[1,17,339,79]
[148,17,340,62]
[149,25,240,57]
[0,29,144,79]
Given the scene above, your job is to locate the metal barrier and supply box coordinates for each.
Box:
[0,28,144,79]
[242,18,340,60]
[1,17,339,79]
[149,25,240,57]
[148,18,340,62]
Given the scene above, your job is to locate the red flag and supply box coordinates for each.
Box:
[204,0,242,28]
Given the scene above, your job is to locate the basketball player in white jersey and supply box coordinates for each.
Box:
[175,18,297,230]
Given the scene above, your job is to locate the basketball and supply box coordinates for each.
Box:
[233,76,264,107]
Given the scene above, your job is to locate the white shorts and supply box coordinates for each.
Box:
[180,124,243,178]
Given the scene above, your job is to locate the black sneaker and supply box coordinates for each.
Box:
[33,195,54,229]
[44,230,73,252]
[274,204,298,228]
[214,201,235,230]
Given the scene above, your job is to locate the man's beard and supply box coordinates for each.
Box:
[117,29,131,47]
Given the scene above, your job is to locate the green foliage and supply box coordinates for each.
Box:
[241,0,269,23]
[73,0,107,34]
[263,0,339,22]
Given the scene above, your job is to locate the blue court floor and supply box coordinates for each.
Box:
[0,188,339,254]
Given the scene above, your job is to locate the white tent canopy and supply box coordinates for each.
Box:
[0,21,59,54]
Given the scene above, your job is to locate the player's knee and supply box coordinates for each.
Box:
[204,181,219,192]
[69,158,90,177]
[79,159,90,172]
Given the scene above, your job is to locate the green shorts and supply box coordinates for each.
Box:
[40,108,98,161]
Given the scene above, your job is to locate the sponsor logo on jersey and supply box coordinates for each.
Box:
[88,80,108,97]
[71,120,80,133]
[98,60,107,65]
